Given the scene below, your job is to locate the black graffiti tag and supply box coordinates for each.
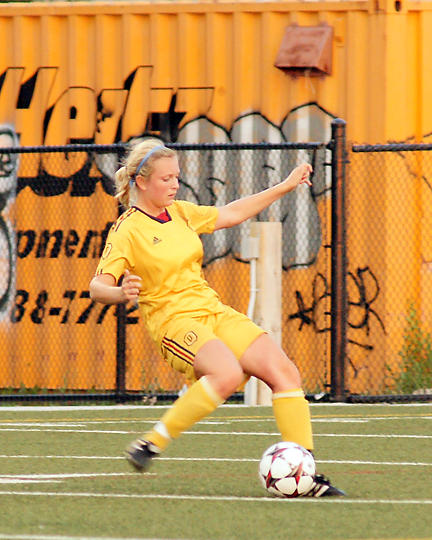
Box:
[288,273,331,333]
[347,266,386,351]
[288,267,386,352]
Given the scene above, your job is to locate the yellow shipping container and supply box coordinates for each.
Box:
[0,0,430,394]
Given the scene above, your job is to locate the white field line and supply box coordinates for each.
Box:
[1,403,432,413]
[0,423,87,427]
[0,415,431,426]
[313,417,432,422]
[0,419,390,425]
[0,427,431,439]
[0,421,225,427]
[0,479,61,484]
[193,431,432,439]
[0,490,431,505]
[0,455,125,460]
[0,455,124,460]
[0,536,173,540]
[0,536,169,540]
[0,472,152,480]
[0,455,431,467]
[0,428,130,434]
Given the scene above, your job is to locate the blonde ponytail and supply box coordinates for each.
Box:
[114,165,132,209]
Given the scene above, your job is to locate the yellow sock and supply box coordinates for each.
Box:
[272,389,314,451]
[143,376,224,451]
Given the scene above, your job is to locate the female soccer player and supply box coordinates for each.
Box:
[89,139,345,497]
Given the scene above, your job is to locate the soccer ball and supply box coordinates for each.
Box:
[258,441,316,498]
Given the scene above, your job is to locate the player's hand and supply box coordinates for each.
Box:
[121,269,142,302]
[282,163,313,191]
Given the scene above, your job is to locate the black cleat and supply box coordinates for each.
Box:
[306,473,346,497]
[125,439,160,472]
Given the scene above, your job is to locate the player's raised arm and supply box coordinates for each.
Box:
[89,270,142,304]
[214,162,312,230]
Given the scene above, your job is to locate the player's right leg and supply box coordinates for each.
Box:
[125,318,244,472]
[125,372,229,471]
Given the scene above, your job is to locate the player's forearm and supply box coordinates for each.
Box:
[215,163,312,229]
[89,278,127,304]
[221,183,286,227]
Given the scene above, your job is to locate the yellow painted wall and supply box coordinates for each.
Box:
[0,0,431,393]
[0,1,431,145]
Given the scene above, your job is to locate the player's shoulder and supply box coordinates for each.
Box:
[111,207,140,233]
[170,200,218,230]
[171,199,214,217]
[171,200,197,212]
[168,199,196,219]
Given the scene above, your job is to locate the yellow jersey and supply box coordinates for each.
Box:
[95,200,223,339]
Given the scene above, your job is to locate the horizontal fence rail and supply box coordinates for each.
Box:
[0,140,333,404]
[0,129,431,404]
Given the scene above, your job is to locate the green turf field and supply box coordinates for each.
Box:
[0,403,431,540]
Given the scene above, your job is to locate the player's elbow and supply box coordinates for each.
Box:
[89,277,100,302]
[89,274,123,305]
[89,276,111,304]
[214,206,242,230]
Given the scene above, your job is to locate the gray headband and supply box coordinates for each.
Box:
[130,145,165,186]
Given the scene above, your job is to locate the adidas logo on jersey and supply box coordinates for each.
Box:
[153,236,162,244]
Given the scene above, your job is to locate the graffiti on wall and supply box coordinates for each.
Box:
[288,272,330,333]
[0,125,18,320]
[0,66,214,146]
[0,65,348,391]
[0,63,336,271]
[287,266,387,354]
[0,67,336,340]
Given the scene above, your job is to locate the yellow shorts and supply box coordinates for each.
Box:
[158,305,265,381]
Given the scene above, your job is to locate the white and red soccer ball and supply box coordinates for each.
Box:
[258,441,316,498]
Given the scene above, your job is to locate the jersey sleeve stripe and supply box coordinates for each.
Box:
[113,207,137,232]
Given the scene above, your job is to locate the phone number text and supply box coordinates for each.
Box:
[11,289,139,324]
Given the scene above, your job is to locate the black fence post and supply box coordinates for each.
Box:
[116,300,127,403]
[115,148,127,403]
[329,118,348,401]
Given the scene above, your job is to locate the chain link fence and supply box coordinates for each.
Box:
[347,142,432,401]
[1,127,430,404]
[0,141,332,403]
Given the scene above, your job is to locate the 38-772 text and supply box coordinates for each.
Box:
[11,289,139,325]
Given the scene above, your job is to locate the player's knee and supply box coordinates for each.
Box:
[224,366,244,394]
[210,365,244,398]
[266,355,302,389]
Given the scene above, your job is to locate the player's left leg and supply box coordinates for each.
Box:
[238,333,313,451]
[239,333,345,496]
